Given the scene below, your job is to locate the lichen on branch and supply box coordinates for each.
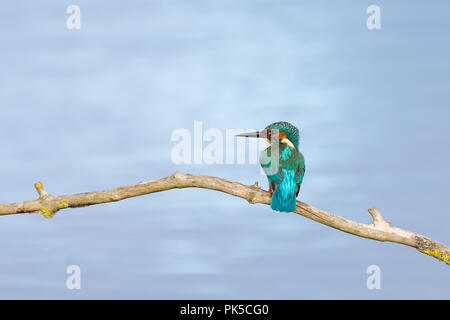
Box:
[0,171,448,265]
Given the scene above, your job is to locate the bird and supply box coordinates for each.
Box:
[236,121,305,212]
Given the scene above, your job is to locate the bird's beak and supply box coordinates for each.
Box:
[235,130,267,138]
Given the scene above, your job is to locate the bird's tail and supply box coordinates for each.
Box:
[270,182,297,213]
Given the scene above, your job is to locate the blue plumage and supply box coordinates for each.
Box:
[269,168,298,212]
[261,143,305,212]
[258,122,305,212]
[236,121,305,213]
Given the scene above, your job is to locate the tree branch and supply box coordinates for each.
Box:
[1,171,448,265]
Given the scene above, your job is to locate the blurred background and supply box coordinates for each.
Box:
[0,0,449,299]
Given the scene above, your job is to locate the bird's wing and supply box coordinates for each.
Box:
[294,154,305,184]
[260,149,282,192]
[261,147,305,195]
[295,164,305,196]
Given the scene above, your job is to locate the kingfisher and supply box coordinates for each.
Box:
[236,121,305,212]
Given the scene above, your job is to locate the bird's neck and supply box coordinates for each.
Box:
[268,143,294,160]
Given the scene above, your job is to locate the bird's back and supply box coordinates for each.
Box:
[260,144,305,212]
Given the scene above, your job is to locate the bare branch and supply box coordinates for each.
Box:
[368,207,391,229]
[34,182,49,198]
[0,171,448,265]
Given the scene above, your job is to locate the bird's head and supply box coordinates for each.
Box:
[236,121,299,149]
